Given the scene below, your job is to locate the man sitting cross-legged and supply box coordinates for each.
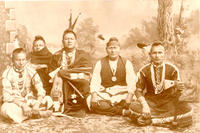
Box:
[127,42,193,128]
[0,48,53,123]
[87,37,137,115]
[49,29,92,117]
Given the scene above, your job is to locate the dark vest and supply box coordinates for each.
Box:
[100,56,127,88]
[141,63,178,97]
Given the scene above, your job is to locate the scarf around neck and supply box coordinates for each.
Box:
[30,47,52,64]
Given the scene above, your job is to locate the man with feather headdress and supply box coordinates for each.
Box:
[49,12,92,117]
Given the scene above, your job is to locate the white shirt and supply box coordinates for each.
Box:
[109,60,118,75]
[2,65,46,104]
[90,58,137,94]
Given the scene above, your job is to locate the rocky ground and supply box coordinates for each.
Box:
[0,103,199,133]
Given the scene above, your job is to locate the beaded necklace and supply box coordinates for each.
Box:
[150,62,165,94]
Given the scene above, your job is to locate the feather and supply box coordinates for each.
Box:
[97,34,105,40]
[68,9,72,30]
[137,42,149,48]
[71,12,81,30]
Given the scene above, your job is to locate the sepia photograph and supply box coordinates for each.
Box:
[0,0,200,132]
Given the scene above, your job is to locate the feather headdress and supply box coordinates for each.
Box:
[67,10,81,31]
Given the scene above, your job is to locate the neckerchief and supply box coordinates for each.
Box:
[13,66,24,78]
[13,66,28,97]
[150,62,165,94]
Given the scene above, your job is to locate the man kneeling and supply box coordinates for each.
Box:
[87,37,137,115]
[0,48,53,123]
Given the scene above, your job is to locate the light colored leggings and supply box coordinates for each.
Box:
[0,96,53,123]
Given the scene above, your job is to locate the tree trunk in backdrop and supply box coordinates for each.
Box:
[157,0,175,53]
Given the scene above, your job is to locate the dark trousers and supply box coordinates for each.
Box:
[90,100,126,116]
[129,100,192,127]
[62,78,90,114]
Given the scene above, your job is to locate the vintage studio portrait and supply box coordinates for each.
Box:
[0,0,199,132]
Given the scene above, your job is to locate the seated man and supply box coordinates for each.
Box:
[49,29,92,116]
[0,48,53,123]
[87,37,137,115]
[28,35,53,95]
[128,42,193,128]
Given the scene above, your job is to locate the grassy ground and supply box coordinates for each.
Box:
[0,103,199,133]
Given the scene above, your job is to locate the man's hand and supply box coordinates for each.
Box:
[91,92,98,103]
[125,93,133,104]
[123,102,130,110]
[90,92,99,109]
[142,105,151,119]
[176,81,185,91]
[32,102,40,115]
[22,104,32,117]
[138,96,151,119]
[124,93,133,109]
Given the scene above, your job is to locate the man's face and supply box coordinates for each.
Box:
[106,44,120,60]
[62,33,77,50]
[150,45,165,65]
[33,40,45,52]
[13,52,27,70]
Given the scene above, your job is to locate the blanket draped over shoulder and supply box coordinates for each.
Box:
[29,47,52,65]
[28,47,53,95]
